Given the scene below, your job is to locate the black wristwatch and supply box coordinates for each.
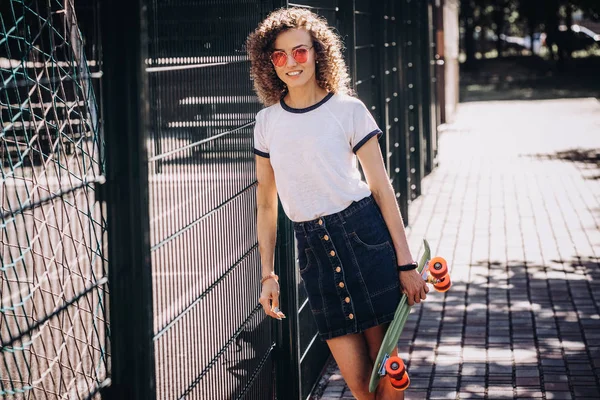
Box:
[397,262,418,272]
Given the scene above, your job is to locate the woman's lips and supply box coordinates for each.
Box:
[286,70,303,78]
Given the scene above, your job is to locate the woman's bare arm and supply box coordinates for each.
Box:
[255,155,285,319]
[356,137,429,305]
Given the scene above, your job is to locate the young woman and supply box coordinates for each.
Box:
[246,8,428,400]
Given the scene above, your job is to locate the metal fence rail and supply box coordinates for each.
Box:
[0,0,108,398]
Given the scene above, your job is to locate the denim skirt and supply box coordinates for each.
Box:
[293,195,402,341]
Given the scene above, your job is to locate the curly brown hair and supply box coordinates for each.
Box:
[246,7,353,106]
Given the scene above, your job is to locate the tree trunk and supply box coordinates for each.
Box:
[494,1,505,57]
[564,2,573,58]
[462,0,476,69]
[529,16,536,56]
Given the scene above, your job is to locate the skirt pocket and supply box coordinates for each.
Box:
[299,247,324,312]
[299,247,316,274]
[347,227,400,298]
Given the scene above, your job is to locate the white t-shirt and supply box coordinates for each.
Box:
[253,92,382,222]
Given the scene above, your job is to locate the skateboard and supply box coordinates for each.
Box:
[368,239,451,393]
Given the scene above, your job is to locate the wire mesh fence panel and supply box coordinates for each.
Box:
[146,1,275,399]
[380,0,406,205]
[0,0,108,398]
[401,0,425,202]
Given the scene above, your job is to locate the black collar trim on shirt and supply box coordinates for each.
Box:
[280,92,334,113]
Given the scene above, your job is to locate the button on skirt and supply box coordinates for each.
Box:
[293,195,402,341]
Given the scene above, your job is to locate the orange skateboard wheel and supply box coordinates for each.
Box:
[385,356,406,379]
[429,257,448,279]
[390,372,410,391]
[434,275,452,292]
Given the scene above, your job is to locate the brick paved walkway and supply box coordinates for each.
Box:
[310,96,600,399]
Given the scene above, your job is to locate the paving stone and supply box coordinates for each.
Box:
[487,390,515,399]
[516,387,544,398]
[460,376,486,384]
[408,378,431,389]
[516,376,541,386]
[430,375,458,388]
[322,387,343,395]
[544,374,568,382]
[404,391,428,400]
[457,392,485,399]
[544,392,572,399]
[461,363,487,376]
[429,390,457,399]
[435,364,460,375]
[572,386,600,397]
[569,375,597,383]
[544,382,570,391]
[515,368,540,378]
[489,364,513,374]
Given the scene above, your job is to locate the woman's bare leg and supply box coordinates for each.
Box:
[326,333,376,400]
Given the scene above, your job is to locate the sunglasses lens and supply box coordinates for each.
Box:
[271,52,287,67]
[293,48,309,63]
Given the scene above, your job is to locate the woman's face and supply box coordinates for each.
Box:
[272,29,317,91]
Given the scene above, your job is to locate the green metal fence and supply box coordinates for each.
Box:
[0,0,108,398]
[1,0,444,399]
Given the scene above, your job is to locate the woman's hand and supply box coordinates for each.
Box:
[259,279,286,320]
[399,269,429,306]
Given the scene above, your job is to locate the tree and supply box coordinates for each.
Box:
[461,0,477,69]
[493,0,508,56]
[572,0,600,19]
[517,0,544,57]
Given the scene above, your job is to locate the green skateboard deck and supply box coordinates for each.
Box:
[368,239,435,393]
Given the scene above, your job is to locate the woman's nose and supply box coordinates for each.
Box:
[286,53,298,67]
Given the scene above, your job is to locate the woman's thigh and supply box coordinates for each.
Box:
[326,333,375,400]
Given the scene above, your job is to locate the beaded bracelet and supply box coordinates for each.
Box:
[260,273,279,285]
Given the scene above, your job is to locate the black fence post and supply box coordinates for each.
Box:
[275,201,301,400]
[372,0,388,174]
[396,0,411,223]
[410,0,425,198]
[338,0,357,93]
[420,0,434,175]
[101,0,156,398]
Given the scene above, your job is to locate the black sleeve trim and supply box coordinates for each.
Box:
[253,148,270,158]
[352,129,383,153]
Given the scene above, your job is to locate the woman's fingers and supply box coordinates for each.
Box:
[259,294,272,316]
[271,294,286,320]
[420,285,428,300]
[413,293,422,304]
[259,290,286,319]
[405,290,415,306]
[401,272,429,306]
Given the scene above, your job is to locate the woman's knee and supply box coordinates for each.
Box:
[345,374,374,399]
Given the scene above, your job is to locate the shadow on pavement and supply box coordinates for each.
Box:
[526,148,600,180]
[402,256,600,399]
